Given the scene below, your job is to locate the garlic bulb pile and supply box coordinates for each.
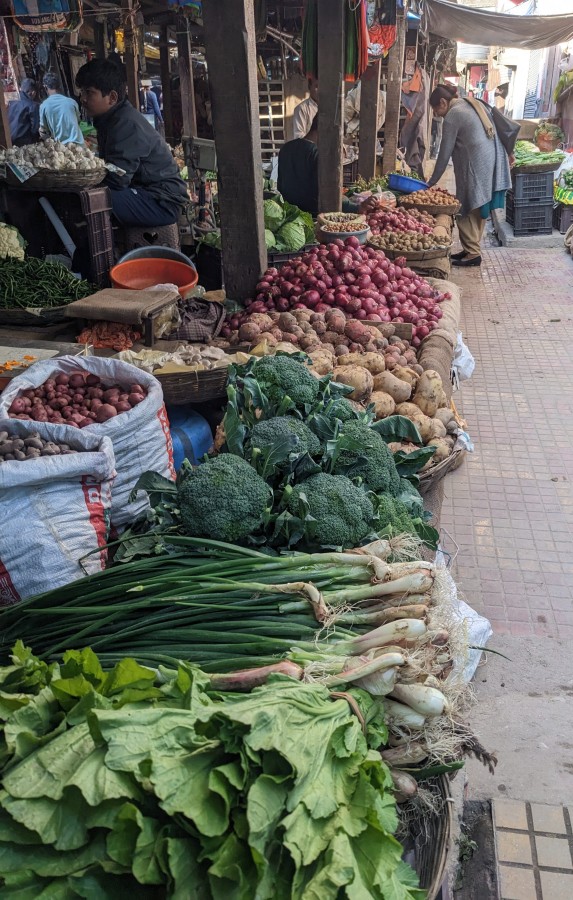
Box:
[0,140,105,172]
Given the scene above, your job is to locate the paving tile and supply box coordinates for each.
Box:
[497,830,533,866]
[493,799,529,831]
[535,835,572,869]
[498,865,538,900]
[531,804,568,835]
[539,870,573,900]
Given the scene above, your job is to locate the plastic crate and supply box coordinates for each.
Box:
[343,160,359,186]
[78,187,114,286]
[505,192,553,236]
[511,170,554,202]
[553,203,573,235]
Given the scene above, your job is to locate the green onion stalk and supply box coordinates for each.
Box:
[0,538,435,674]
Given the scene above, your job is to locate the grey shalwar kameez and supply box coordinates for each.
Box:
[428,98,511,256]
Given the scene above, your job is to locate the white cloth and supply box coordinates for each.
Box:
[292,97,318,140]
[344,83,386,137]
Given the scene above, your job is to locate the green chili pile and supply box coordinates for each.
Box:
[0,257,95,309]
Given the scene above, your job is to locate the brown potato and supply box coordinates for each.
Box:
[333,365,373,402]
[392,366,419,391]
[411,370,443,417]
[369,391,396,420]
[373,371,412,403]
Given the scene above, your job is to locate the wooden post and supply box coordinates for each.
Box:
[160,25,174,143]
[94,20,106,59]
[177,16,197,138]
[203,0,266,301]
[317,0,345,211]
[358,59,381,180]
[121,0,139,108]
[0,83,11,149]
[382,9,406,174]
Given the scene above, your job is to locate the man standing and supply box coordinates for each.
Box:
[140,78,164,130]
[76,59,187,228]
[292,76,318,140]
[39,74,84,144]
[7,78,40,146]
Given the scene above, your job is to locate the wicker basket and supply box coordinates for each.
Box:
[512,160,562,174]
[0,305,70,327]
[399,200,461,216]
[418,446,466,495]
[156,365,229,405]
[2,168,106,192]
[412,774,454,898]
[373,246,451,261]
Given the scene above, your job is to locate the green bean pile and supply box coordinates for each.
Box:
[0,257,95,309]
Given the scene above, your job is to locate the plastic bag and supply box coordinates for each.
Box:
[0,421,115,604]
[0,356,175,528]
[452,332,475,389]
[435,566,492,684]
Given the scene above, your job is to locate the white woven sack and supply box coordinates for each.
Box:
[0,421,115,604]
[0,356,175,528]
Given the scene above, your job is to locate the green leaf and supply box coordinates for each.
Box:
[394,446,436,476]
[371,416,422,445]
[166,837,208,899]
[106,803,164,885]
[128,471,177,505]
[0,831,108,877]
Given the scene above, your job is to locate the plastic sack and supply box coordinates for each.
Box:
[0,356,175,528]
[0,421,115,605]
[452,332,475,389]
[435,566,492,684]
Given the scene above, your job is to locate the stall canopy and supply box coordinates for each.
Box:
[423,0,573,51]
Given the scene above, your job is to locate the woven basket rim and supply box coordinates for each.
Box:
[399,200,461,216]
[371,244,451,260]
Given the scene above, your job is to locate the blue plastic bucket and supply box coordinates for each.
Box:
[388,173,428,194]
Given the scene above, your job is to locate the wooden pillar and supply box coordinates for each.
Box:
[358,59,381,181]
[0,83,11,149]
[121,0,139,108]
[177,15,197,138]
[203,0,266,301]
[317,0,345,212]
[382,9,406,174]
[160,25,174,143]
[94,20,106,59]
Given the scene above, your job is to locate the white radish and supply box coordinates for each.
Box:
[383,699,426,729]
[390,769,418,802]
[381,742,427,766]
[350,619,427,654]
[390,683,448,718]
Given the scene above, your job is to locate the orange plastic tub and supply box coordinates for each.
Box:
[110,258,199,296]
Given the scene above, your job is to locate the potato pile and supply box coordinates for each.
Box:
[368,231,450,253]
[215,308,417,360]
[400,188,459,210]
[0,429,79,461]
[328,360,458,469]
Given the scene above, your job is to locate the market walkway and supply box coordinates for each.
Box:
[441,245,573,896]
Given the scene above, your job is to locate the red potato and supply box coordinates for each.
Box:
[96,404,118,423]
[103,388,120,403]
[115,401,131,412]
[128,393,144,406]
[85,374,100,387]
[55,374,69,386]
[69,374,86,389]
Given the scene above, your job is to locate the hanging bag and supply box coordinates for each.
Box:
[464,97,520,156]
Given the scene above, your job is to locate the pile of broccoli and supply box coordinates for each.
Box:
[178,455,272,543]
[331,420,401,496]
[286,473,376,548]
[248,416,321,458]
[376,495,417,536]
[251,355,321,410]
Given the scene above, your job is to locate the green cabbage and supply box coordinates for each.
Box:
[265,228,276,250]
[276,220,306,252]
[263,199,284,232]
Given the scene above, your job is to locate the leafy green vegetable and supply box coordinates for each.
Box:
[264,228,276,250]
[0,646,424,899]
[275,220,306,252]
[263,199,284,232]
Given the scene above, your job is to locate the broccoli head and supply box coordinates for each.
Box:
[287,473,375,548]
[376,495,417,535]
[249,416,321,457]
[178,455,272,543]
[253,355,321,409]
[324,397,362,424]
[332,420,400,496]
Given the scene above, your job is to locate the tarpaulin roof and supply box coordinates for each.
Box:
[423,0,573,50]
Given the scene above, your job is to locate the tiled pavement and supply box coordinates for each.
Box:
[494,799,573,900]
[440,246,573,640]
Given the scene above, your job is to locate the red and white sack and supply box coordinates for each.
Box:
[0,421,115,605]
[0,356,175,528]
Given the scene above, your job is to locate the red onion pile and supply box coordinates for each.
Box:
[367,208,433,236]
[7,372,147,427]
[223,237,450,347]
